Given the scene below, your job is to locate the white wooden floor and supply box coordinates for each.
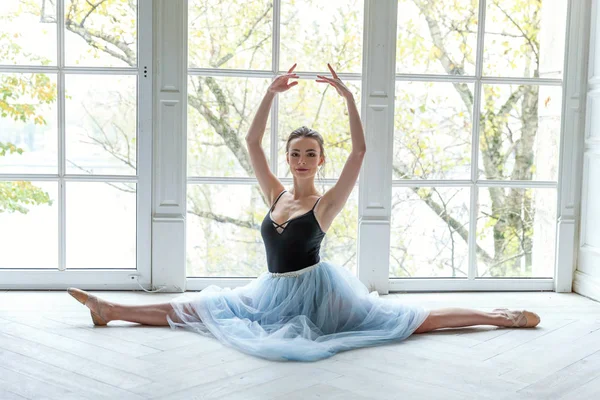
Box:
[0,290,599,400]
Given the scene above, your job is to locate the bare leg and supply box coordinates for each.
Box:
[413,308,521,334]
[108,302,180,326]
[71,291,182,326]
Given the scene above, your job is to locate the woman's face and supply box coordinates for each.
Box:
[286,137,323,178]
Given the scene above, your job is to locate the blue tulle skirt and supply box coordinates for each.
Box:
[166,260,429,362]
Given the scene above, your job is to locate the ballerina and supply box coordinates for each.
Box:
[68,63,540,362]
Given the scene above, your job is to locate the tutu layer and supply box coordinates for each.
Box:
[167,261,429,362]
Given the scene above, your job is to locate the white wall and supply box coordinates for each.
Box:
[573,0,600,300]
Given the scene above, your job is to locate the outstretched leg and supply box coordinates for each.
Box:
[68,288,182,326]
[413,307,540,334]
[110,302,180,326]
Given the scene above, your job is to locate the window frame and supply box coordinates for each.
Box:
[181,0,586,293]
[0,0,152,289]
[184,0,363,288]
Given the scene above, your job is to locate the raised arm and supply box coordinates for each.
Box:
[316,64,367,219]
[245,64,299,205]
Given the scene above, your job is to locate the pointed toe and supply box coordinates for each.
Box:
[523,311,541,328]
[67,288,108,326]
[494,308,540,328]
[67,287,89,306]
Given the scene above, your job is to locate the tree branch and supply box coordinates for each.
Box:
[412,0,474,111]
[212,3,273,68]
[392,164,493,265]
[64,21,135,66]
[187,209,261,231]
[493,1,539,64]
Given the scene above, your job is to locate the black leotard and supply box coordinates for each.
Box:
[260,190,326,273]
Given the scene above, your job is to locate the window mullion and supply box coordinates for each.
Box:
[468,0,488,281]
[272,0,281,74]
[151,0,188,292]
[136,0,153,286]
[358,0,398,294]
[270,0,281,175]
[58,0,66,271]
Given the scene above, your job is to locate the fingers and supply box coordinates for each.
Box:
[315,79,336,91]
[288,81,299,88]
[327,63,339,79]
[287,63,297,73]
[315,80,334,86]
[316,75,336,83]
[276,73,299,83]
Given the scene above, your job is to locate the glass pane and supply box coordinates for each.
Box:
[64,0,137,67]
[0,181,57,269]
[66,182,136,269]
[280,0,364,73]
[393,81,473,180]
[278,79,361,179]
[188,0,272,70]
[0,1,57,66]
[317,184,359,277]
[188,76,271,177]
[186,183,358,277]
[476,187,556,278]
[65,74,136,175]
[479,85,562,181]
[483,0,567,79]
[390,186,470,278]
[0,73,58,174]
[187,184,268,277]
[396,0,478,75]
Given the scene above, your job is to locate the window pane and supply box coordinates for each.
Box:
[393,81,473,180]
[317,184,358,276]
[66,182,136,269]
[187,76,271,178]
[396,0,478,75]
[479,85,561,181]
[483,0,567,79]
[64,0,137,68]
[390,186,470,278]
[0,73,58,174]
[188,0,272,70]
[0,181,57,269]
[278,80,361,179]
[280,0,364,73]
[65,74,136,175]
[476,187,556,278]
[187,184,268,278]
[187,183,358,277]
[0,1,57,66]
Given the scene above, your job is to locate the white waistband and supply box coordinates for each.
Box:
[268,262,320,278]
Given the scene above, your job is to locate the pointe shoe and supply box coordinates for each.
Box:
[493,308,540,328]
[67,288,108,326]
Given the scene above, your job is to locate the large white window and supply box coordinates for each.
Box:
[0,0,585,291]
[184,0,571,290]
[185,0,364,278]
[389,0,566,281]
[0,0,151,288]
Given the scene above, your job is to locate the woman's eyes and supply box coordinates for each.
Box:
[292,153,315,157]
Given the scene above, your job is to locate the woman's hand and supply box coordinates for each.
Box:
[267,64,299,93]
[316,63,353,100]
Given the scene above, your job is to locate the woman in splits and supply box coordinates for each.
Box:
[68,63,540,362]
